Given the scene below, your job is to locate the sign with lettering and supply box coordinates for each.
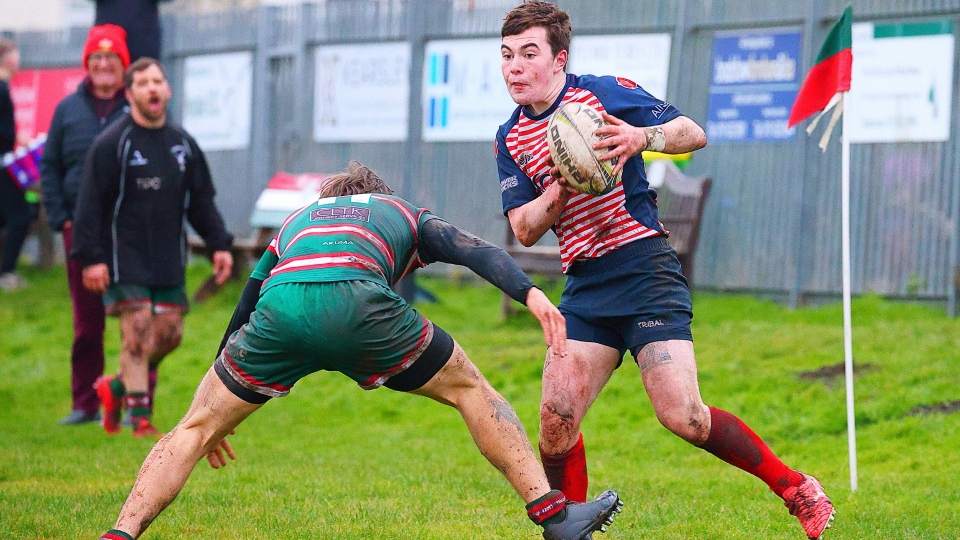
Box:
[847,21,954,143]
[707,30,802,142]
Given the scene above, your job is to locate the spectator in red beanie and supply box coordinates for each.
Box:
[40,23,131,426]
[82,23,131,70]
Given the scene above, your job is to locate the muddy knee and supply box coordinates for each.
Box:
[656,402,711,445]
[121,328,150,359]
[153,325,183,357]
[539,401,580,453]
[120,310,152,358]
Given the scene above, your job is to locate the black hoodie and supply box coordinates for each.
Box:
[71,114,233,287]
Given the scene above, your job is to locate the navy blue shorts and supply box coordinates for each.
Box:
[560,235,693,362]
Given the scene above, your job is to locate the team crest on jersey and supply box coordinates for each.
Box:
[310,206,371,222]
[170,145,188,172]
[128,150,148,166]
[616,77,638,89]
[517,152,534,167]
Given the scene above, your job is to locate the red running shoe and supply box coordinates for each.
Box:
[782,474,836,539]
[132,417,161,439]
[93,375,123,435]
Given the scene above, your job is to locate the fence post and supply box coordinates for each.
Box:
[248,6,274,215]
[394,0,431,303]
[789,0,828,310]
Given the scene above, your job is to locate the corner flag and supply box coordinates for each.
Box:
[789,6,852,127]
[791,5,860,492]
[788,6,853,150]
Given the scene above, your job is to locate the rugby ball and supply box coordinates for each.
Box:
[546,102,621,196]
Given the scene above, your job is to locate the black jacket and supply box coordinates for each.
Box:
[0,80,15,155]
[71,114,233,287]
[39,81,128,231]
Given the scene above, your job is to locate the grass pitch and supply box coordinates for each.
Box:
[1,264,958,539]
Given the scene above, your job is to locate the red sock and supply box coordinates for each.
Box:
[540,433,588,503]
[699,406,803,496]
[525,489,567,525]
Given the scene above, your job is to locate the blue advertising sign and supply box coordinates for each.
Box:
[707,30,802,142]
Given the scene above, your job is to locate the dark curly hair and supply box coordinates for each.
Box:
[501,0,571,60]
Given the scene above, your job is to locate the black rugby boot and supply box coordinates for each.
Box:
[542,489,623,540]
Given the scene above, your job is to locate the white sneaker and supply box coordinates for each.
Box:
[0,272,27,291]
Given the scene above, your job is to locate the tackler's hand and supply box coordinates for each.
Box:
[206,429,237,469]
[525,287,567,359]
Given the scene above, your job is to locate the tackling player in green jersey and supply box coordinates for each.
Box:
[99,162,622,540]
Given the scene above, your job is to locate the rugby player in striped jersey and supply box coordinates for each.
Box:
[99,161,622,540]
[496,2,834,538]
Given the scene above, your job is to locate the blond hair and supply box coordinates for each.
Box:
[319,161,395,198]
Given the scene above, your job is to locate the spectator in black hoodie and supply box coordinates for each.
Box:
[72,58,233,438]
[40,24,130,425]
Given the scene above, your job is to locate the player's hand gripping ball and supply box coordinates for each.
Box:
[546,102,622,196]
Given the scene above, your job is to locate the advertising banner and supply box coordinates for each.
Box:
[9,67,87,139]
[422,38,515,142]
[707,30,802,142]
[569,33,672,101]
[183,52,253,151]
[847,21,954,143]
[313,42,411,142]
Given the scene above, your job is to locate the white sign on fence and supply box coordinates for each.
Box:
[313,42,411,142]
[182,52,253,151]
[422,35,673,142]
[422,38,516,142]
[569,33,672,101]
[847,21,954,143]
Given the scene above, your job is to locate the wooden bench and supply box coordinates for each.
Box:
[654,162,712,286]
[501,161,711,316]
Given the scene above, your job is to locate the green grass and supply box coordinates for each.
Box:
[1,264,959,539]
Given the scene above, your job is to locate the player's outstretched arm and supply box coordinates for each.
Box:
[420,219,566,356]
[523,287,567,357]
[594,113,707,177]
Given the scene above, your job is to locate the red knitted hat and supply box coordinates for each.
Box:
[82,24,130,69]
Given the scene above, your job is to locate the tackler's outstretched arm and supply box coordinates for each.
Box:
[420,219,566,356]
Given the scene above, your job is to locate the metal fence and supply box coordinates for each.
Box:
[14,0,960,315]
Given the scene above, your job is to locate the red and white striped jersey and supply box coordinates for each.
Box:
[496,73,682,273]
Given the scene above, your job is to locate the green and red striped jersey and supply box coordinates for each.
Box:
[251,194,438,292]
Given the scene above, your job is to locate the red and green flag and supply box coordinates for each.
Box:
[788,6,853,128]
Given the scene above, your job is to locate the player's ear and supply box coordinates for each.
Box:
[555,49,568,73]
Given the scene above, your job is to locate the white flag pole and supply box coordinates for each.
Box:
[840,91,858,491]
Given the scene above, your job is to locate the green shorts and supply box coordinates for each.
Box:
[103,284,190,316]
[218,281,435,399]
